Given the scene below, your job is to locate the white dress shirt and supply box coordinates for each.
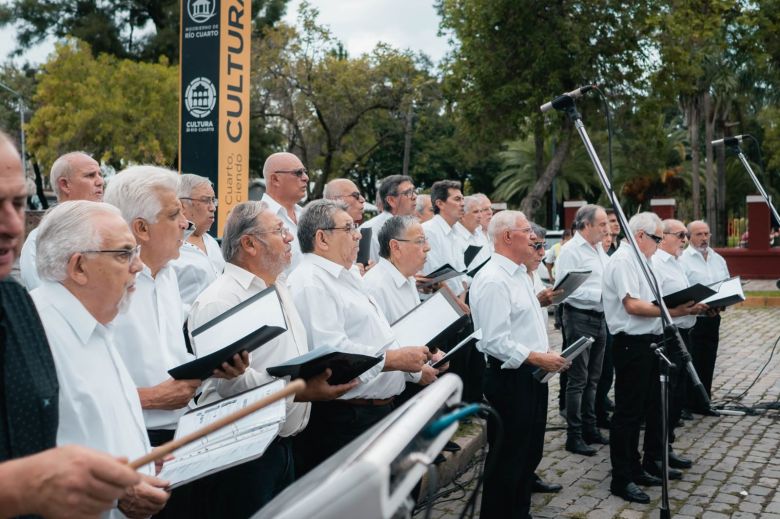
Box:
[358,211,393,265]
[651,249,696,329]
[19,227,41,290]
[188,264,310,437]
[112,264,194,430]
[287,253,409,400]
[31,282,153,517]
[602,242,663,336]
[556,231,610,312]
[170,234,226,312]
[261,192,303,273]
[363,257,421,323]
[679,246,730,286]
[422,214,467,295]
[470,253,549,369]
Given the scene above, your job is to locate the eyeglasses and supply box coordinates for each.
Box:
[664,231,688,240]
[322,223,360,234]
[81,245,141,264]
[394,237,429,246]
[645,232,663,244]
[275,168,308,178]
[336,191,365,201]
[532,241,547,251]
[253,226,291,238]
[392,188,416,199]
[180,196,218,207]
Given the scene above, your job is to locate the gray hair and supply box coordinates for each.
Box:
[297,199,348,253]
[221,201,269,262]
[464,195,481,213]
[378,175,414,209]
[415,194,431,215]
[488,210,527,242]
[628,211,662,236]
[104,165,179,223]
[662,218,685,233]
[36,200,121,282]
[378,215,418,259]
[50,151,93,199]
[530,222,547,239]
[177,173,212,199]
[573,204,604,231]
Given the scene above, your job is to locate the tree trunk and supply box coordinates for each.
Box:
[704,92,717,239]
[688,100,701,220]
[520,121,572,219]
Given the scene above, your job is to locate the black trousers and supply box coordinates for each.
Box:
[149,430,295,519]
[481,361,547,519]
[609,333,662,488]
[293,399,394,477]
[687,314,721,409]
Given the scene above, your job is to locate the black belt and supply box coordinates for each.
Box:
[563,303,604,319]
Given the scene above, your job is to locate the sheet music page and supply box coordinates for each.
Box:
[193,288,287,356]
[391,292,461,346]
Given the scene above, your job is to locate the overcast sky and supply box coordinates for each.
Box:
[0,0,449,66]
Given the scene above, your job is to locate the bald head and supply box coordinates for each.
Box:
[0,131,27,279]
[262,152,308,206]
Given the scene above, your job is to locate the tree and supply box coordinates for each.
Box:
[26,40,178,172]
[437,0,655,220]
[0,0,290,63]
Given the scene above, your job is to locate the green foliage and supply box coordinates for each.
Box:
[27,40,178,171]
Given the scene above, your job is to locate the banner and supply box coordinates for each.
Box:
[180,0,251,236]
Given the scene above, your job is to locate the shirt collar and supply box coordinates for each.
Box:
[224,262,267,290]
[491,252,526,276]
[42,280,100,346]
[378,257,412,288]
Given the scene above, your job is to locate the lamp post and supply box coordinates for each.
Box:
[0,80,27,174]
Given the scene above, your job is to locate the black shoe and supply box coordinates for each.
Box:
[610,482,650,504]
[583,430,609,445]
[565,437,597,456]
[596,416,612,429]
[634,470,663,487]
[642,460,682,481]
[443,440,461,452]
[669,452,693,469]
[680,409,694,420]
[532,479,562,493]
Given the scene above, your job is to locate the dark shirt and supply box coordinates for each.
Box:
[0,278,58,462]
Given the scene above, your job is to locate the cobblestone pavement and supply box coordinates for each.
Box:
[415,307,780,519]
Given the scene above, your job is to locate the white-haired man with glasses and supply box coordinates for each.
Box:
[187,201,357,514]
[262,152,309,273]
[104,165,201,518]
[602,212,698,504]
[172,173,225,310]
[288,199,432,475]
[31,200,170,519]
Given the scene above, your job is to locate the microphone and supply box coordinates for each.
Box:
[540,85,596,113]
[712,135,746,146]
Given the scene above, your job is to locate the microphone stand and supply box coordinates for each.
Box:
[726,141,780,226]
[650,342,674,519]
[547,95,711,518]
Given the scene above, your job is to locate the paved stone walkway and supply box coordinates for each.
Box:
[415,307,780,519]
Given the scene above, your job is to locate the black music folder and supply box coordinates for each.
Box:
[266,346,383,385]
[169,286,287,380]
[652,283,717,308]
[391,289,470,352]
[357,227,372,266]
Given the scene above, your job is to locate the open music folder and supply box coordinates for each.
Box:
[158,379,287,488]
[391,289,470,351]
[169,286,288,380]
